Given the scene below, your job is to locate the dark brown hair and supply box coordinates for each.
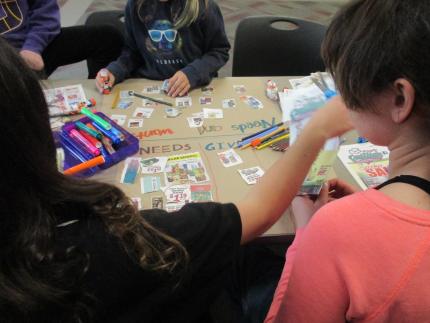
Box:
[0,38,188,322]
[322,0,430,113]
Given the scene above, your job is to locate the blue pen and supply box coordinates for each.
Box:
[91,122,121,145]
[238,126,280,148]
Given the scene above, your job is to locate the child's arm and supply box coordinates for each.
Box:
[105,0,145,84]
[20,0,61,71]
[236,96,353,244]
[180,0,230,88]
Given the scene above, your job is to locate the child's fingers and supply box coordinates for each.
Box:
[179,84,190,97]
[95,76,104,93]
[316,182,330,206]
[172,81,187,97]
[167,77,180,96]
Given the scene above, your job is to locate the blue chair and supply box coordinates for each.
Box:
[232,16,327,76]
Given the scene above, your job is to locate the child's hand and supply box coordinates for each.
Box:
[308,96,354,139]
[292,183,330,229]
[20,50,44,71]
[95,69,115,94]
[167,71,190,97]
[326,178,358,201]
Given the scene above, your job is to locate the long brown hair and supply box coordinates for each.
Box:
[0,38,188,322]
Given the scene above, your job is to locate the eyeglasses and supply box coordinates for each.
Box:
[148,29,178,42]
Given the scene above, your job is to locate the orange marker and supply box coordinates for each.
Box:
[64,155,105,175]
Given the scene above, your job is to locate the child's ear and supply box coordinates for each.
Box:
[391,78,415,123]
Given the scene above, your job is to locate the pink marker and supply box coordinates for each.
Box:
[69,129,100,156]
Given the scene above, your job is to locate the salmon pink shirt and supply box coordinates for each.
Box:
[266,189,430,323]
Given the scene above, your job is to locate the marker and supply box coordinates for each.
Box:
[256,133,290,150]
[80,107,112,130]
[64,155,105,175]
[59,131,94,161]
[78,129,102,148]
[101,136,116,154]
[129,90,173,106]
[75,121,102,140]
[240,122,284,142]
[99,145,111,161]
[109,125,125,141]
[69,129,100,156]
[90,122,121,145]
[251,126,287,147]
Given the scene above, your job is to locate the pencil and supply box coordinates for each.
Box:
[64,155,105,175]
[111,90,120,109]
[240,122,284,142]
[238,126,281,148]
[251,126,287,147]
[129,90,173,106]
[258,129,289,145]
[256,133,290,150]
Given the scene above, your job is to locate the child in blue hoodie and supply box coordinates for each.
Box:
[95,0,230,97]
[0,0,123,78]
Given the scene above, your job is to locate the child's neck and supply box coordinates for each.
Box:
[388,135,430,180]
[380,135,430,210]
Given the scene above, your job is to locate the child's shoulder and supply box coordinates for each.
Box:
[302,190,380,251]
[310,190,379,231]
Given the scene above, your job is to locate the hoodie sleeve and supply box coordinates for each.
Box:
[181,0,230,88]
[22,0,61,53]
[107,0,144,84]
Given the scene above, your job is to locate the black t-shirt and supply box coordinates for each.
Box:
[57,202,241,322]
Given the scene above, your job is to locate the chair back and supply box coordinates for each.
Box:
[232,16,326,76]
[85,10,125,38]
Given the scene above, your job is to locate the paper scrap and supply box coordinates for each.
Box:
[203,108,223,119]
[140,157,168,174]
[110,114,126,126]
[141,176,162,193]
[120,157,141,184]
[133,107,154,118]
[128,118,144,128]
[222,98,236,109]
[217,149,243,167]
[238,166,265,185]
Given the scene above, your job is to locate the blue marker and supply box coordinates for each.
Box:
[91,122,121,145]
[59,131,93,162]
[109,125,125,141]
